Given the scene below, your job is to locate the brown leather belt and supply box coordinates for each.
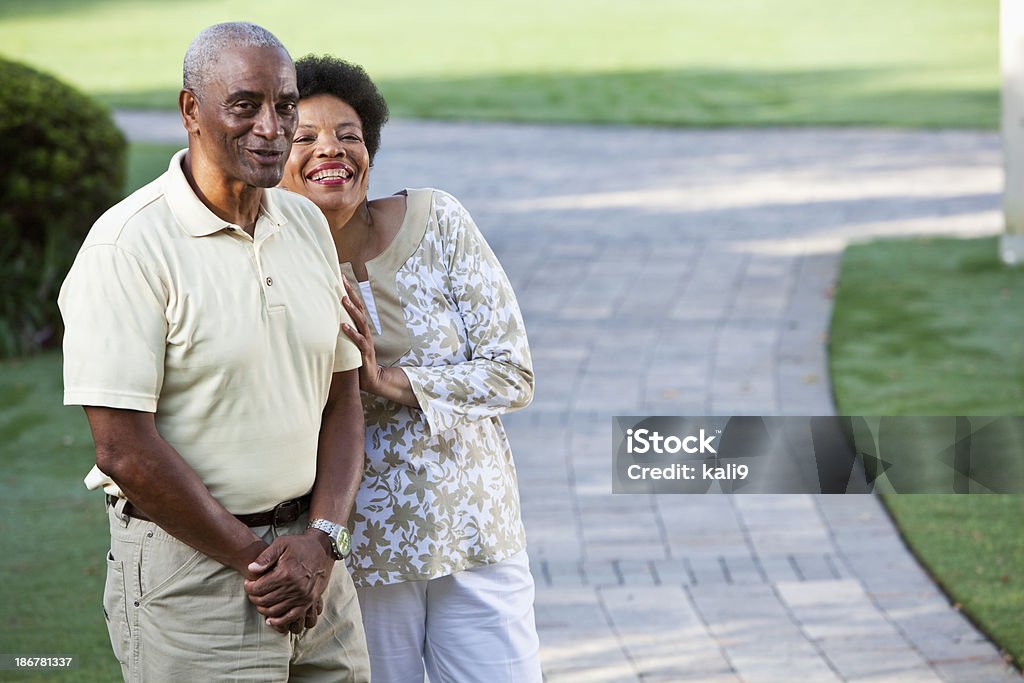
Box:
[106,494,311,527]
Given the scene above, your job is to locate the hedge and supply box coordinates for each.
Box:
[0,58,126,357]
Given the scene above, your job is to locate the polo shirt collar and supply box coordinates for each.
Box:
[163,149,289,237]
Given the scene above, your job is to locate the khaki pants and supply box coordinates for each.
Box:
[104,505,370,682]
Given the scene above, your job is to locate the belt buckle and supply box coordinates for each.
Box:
[270,498,297,527]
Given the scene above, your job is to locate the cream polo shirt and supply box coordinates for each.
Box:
[59,150,361,514]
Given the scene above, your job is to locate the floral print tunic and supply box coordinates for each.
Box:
[340,188,534,587]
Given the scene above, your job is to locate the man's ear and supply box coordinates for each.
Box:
[180,89,200,135]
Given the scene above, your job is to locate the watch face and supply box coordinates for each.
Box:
[337,527,352,557]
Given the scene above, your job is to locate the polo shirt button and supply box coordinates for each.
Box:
[266,277,273,287]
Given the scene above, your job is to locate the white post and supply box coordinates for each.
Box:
[1002,0,1024,265]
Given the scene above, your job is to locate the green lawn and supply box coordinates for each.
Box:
[830,236,1024,667]
[832,238,1024,415]
[0,353,117,681]
[125,143,180,194]
[0,0,997,128]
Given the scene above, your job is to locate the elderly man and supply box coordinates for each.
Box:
[58,22,369,681]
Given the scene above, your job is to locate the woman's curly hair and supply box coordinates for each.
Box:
[294,54,390,165]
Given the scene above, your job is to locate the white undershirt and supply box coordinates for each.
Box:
[358,280,382,334]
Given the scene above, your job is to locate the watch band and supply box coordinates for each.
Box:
[307,518,351,560]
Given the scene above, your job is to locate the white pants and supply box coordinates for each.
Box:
[355,550,542,683]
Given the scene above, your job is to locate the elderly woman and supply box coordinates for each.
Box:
[280,55,541,683]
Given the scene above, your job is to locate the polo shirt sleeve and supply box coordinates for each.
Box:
[294,195,362,374]
[59,244,167,412]
[334,302,362,373]
[308,209,361,374]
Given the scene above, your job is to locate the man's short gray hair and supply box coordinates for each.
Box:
[183,22,290,97]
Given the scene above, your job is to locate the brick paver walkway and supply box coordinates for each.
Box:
[117,112,1019,682]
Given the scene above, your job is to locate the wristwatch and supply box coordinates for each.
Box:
[307,518,351,560]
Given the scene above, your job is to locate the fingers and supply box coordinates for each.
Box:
[244,571,291,599]
[268,621,292,635]
[341,303,376,363]
[247,540,284,576]
[341,322,372,355]
[248,588,297,616]
[254,589,323,633]
[340,277,378,393]
[244,536,334,633]
[341,276,364,316]
[247,583,313,634]
[341,277,374,337]
[303,598,322,630]
[342,296,373,340]
[266,605,309,632]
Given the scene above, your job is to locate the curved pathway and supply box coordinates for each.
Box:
[117,111,1019,682]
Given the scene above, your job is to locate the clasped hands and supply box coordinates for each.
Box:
[242,532,335,634]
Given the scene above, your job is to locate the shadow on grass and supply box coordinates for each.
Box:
[96,67,997,129]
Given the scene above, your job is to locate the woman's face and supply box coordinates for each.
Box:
[280,93,370,216]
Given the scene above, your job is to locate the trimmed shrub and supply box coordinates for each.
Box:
[0,58,126,357]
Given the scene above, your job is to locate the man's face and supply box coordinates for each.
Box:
[189,45,298,189]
